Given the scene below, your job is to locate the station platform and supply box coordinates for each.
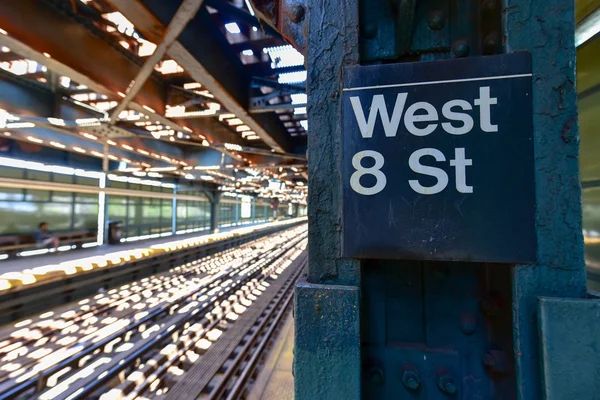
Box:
[0,224,251,275]
[247,312,295,400]
[0,218,305,292]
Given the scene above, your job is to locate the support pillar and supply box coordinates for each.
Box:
[210,192,220,234]
[294,1,361,398]
[504,1,588,398]
[291,0,596,399]
[171,186,177,235]
[235,194,239,226]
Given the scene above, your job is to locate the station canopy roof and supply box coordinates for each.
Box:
[0,0,307,203]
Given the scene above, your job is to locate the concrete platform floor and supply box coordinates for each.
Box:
[247,312,295,400]
[0,222,265,275]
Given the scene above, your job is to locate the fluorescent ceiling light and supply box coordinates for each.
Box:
[291,93,307,105]
[264,45,304,68]
[224,143,243,151]
[7,122,35,129]
[183,82,202,90]
[576,8,600,47]
[225,23,241,34]
[244,0,255,16]
[278,71,307,84]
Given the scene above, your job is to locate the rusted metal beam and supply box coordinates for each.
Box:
[107,0,294,154]
[109,0,205,123]
[0,70,241,169]
[0,0,165,113]
[0,0,246,146]
[250,0,307,54]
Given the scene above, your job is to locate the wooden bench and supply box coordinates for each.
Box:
[0,230,97,257]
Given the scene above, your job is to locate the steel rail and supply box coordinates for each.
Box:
[66,234,307,400]
[225,285,295,400]
[207,253,303,400]
[125,244,306,399]
[0,228,305,399]
[0,243,259,384]
[0,220,305,323]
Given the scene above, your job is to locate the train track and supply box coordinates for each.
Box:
[162,239,305,400]
[196,255,300,400]
[0,224,307,400]
[0,219,306,324]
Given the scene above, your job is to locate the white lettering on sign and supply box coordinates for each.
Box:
[441,100,473,135]
[408,148,448,195]
[350,150,387,195]
[349,93,407,138]
[349,86,496,195]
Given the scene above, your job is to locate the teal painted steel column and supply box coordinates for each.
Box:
[293,0,595,399]
[294,0,361,399]
[235,195,239,226]
[504,1,587,398]
[171,186,177,235]
[210,192,220,233]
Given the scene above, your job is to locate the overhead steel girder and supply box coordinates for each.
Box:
[0,0,165,114]
[0,71,295,170]
[0,72,192,168]
[250,0,307,54]
[106,0,294,154]
[109,0,205,123]
[0,0,245,146]
[203,0,282,38]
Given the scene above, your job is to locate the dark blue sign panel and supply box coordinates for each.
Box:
[342,52,536,263]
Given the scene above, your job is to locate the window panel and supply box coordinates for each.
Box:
[73,203,98,230]
[75,176,98,186]
[52,192,74,203]
[0,201,39,233]
[41,203,72,231]
[27,170,51,182]
[110,181,127,189]
[0,188,24,201]
[75,192,99,203]
[25,190,51,202]
[0,166,24,179]
[53,174,73,184]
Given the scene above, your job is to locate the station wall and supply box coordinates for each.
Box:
[0,165,99,234]
[578,32,600,289]
[0,158,305,244]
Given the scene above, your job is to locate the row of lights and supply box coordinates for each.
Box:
[0,217,305,291]
[0,21,302,181]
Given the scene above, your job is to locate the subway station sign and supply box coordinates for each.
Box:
[342,52,537,263]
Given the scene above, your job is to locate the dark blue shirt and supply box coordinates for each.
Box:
[34,229,50,243]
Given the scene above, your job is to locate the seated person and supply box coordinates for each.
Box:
[34,222,59,250]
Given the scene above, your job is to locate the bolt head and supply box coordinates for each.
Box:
[483,31,500,54]
[437,373,458,395]
[406,377,419,390]
[401,370,420,390]
[482,0,496,11]
[452,40,470,58]
[427,10,445,30]
[483,352,496,367]
[445,382,457,394]
[288,4,305,23]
